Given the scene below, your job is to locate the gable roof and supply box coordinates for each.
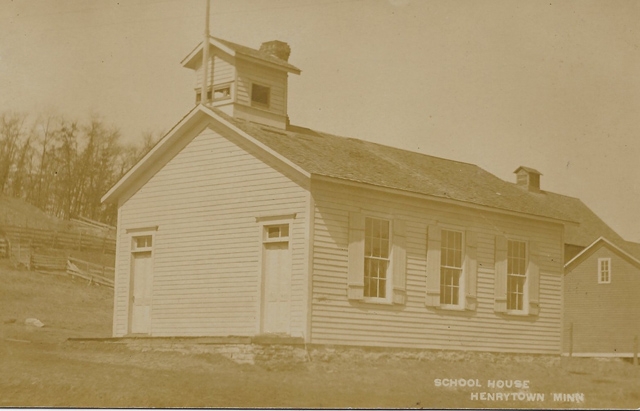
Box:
[103,104,579,223]
[181,36,301,74]
[514,166,542,175]
[219,114,579,223]
[565,236,640,271]
[101,105,309,205]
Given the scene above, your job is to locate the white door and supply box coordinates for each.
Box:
[130,251,152,334]
[263,242,291,334]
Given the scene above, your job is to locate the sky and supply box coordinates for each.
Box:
[1,0,639,242]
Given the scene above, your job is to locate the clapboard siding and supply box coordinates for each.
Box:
[113,125,308,337]
[310,180,563,354]
[194,52,236,89]
[236,59,287,116]
[564,245,640,355]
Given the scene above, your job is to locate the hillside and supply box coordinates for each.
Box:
[0,195,113,237]
[1,261,639,408]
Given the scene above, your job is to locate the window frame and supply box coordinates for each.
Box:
[263,223,290,244]
[213,82,233,102]
[126,226,158,255]
[363,216,392,304]
[250,82,271,108]
[598,257,611,284]
[439,228,465,310]
[131,235,153,253]
[506,238,528,314]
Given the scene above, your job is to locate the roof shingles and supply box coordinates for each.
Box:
[219,112,576,223]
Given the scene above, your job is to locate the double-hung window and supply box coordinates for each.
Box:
[347,212,407,305]
[440,230,463,306]
[506,239,527,312]
[426,225,478,310]
[598,258,611,284]
[364,217,390,299]
[494,235,539,316]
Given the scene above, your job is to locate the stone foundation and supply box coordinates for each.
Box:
[116,337,561,368]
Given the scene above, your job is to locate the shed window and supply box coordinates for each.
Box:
[440,230,463,306]
[598,258,611,284]
[507,240,527,311]
[251,83,270,107]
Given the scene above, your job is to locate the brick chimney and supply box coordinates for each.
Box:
[514,166,542,192]
[259,40,291,62]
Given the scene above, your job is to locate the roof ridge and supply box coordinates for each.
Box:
[286,123,482,170]
[509,184,584,201]
[209,36,300,72]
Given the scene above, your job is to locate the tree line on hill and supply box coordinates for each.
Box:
[0,111,161,226]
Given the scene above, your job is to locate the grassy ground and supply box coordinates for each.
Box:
[1,260,639,408]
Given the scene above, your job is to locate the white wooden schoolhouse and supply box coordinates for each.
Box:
[102,37,578,354]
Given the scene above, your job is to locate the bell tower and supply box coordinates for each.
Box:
[181,2,301,129]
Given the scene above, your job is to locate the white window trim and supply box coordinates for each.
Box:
[212,82,234,104]
[598,257,611,284]
[439,227,466,311]
[362,215,393,304]
[250,82,271,108]
[127,226,158,255]
[127,228,157,335]
[262,223,291,244]
[506,238,529,315]
[256,217,294,335]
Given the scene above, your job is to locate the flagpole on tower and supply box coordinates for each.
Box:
[201,0,211,104]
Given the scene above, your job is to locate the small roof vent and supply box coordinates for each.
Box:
[259,40,291,62]
[514,166,542,192]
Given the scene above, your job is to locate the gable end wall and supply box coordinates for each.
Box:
[113,124,308,337]
[564,245,640,355]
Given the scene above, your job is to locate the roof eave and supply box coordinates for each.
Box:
[564,236,640,271]
[312,174,575,226]
[101,105,310,205]
[181,38,237,69]
[181,38,301,74]
[236,54,301,75]
[101,105,204,204]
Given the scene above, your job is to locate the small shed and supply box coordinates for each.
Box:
[564,237,640,357]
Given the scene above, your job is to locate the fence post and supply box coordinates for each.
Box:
[569,322,573,358]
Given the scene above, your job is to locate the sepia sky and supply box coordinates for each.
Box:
[1,0,639,242]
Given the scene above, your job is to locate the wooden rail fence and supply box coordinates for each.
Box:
[1,225,115,255]
[67,257,115,287]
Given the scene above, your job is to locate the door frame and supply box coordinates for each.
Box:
[126,227,157,335]
[255,214,295,335]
